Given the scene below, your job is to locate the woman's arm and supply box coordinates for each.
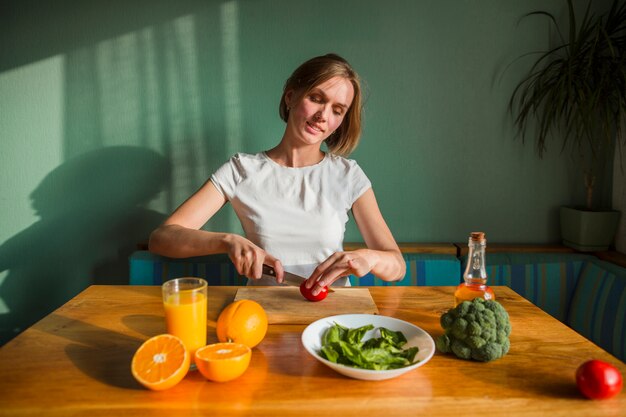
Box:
[149,180,230,257]
[148,180,283,279]
[305,188,405,294]
[350,188,406,281]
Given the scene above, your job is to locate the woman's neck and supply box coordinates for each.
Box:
[265,143,325,168]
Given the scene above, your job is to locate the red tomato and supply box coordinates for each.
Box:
[576,360,623,400]
[299,280,328,302]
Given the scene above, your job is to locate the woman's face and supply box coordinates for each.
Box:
[285,76,355,147]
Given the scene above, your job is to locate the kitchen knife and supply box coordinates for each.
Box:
[262,264,335,292]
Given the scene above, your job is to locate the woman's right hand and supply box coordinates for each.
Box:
[224,234,283,281]
[148,179,284,282]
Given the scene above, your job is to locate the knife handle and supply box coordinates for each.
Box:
[262,264,276,277]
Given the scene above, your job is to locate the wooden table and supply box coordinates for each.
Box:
[0,286,624,416]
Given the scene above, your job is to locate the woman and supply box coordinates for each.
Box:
[149,53,405,296]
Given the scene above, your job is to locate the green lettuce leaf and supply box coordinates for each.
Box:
[318,323,420,371]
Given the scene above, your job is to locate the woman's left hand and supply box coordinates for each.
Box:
[304,249,376,296]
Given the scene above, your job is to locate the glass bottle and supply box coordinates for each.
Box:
[454,232,495,306]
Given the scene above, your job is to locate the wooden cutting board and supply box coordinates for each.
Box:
[233,287,379,324]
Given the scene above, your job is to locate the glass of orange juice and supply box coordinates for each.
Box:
[162,277,208,368]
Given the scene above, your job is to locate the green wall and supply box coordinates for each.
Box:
[0,0,614,344]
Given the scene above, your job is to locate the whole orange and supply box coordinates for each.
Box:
[216,299,268,348]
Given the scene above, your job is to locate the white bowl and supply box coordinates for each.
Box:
[301,314,435,381]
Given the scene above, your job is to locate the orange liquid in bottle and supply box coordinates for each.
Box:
[454,281,495,306]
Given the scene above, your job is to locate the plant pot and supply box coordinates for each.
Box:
[560,206,621,252]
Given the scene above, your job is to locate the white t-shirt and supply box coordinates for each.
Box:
[210,152,372,286]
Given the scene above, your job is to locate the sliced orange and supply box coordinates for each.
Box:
[195,342,251,382]
[131,334,190,391]
[216,299,268,348]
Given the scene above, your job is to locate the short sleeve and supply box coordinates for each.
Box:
[348,160,372,204]
[210,154,244,200]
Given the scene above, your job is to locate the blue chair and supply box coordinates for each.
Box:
[131,251,461,287]
[460,253,594,322]
[567,259,626,362]
[349,253,461,286]
[129,251,247,285]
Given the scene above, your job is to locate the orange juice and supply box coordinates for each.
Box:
[164,290,207,363]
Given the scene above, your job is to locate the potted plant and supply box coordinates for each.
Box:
[508,0,626,251]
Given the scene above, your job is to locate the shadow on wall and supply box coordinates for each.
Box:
[0,146,170,345]
[0,0,202,72]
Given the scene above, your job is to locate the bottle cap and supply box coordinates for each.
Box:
[470,232,485,241]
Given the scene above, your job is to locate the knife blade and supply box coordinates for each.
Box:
[262,264,335,292]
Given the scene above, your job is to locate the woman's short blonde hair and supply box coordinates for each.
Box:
[279,54,363,157]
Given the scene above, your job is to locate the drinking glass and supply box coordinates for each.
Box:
[162,277,208,366]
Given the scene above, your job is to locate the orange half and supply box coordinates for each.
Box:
[131,334,190,391]
[195,342,251,382]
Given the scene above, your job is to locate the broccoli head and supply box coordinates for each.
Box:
[435,298,511,362]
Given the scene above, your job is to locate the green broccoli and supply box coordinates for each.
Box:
[435,298,511,362]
